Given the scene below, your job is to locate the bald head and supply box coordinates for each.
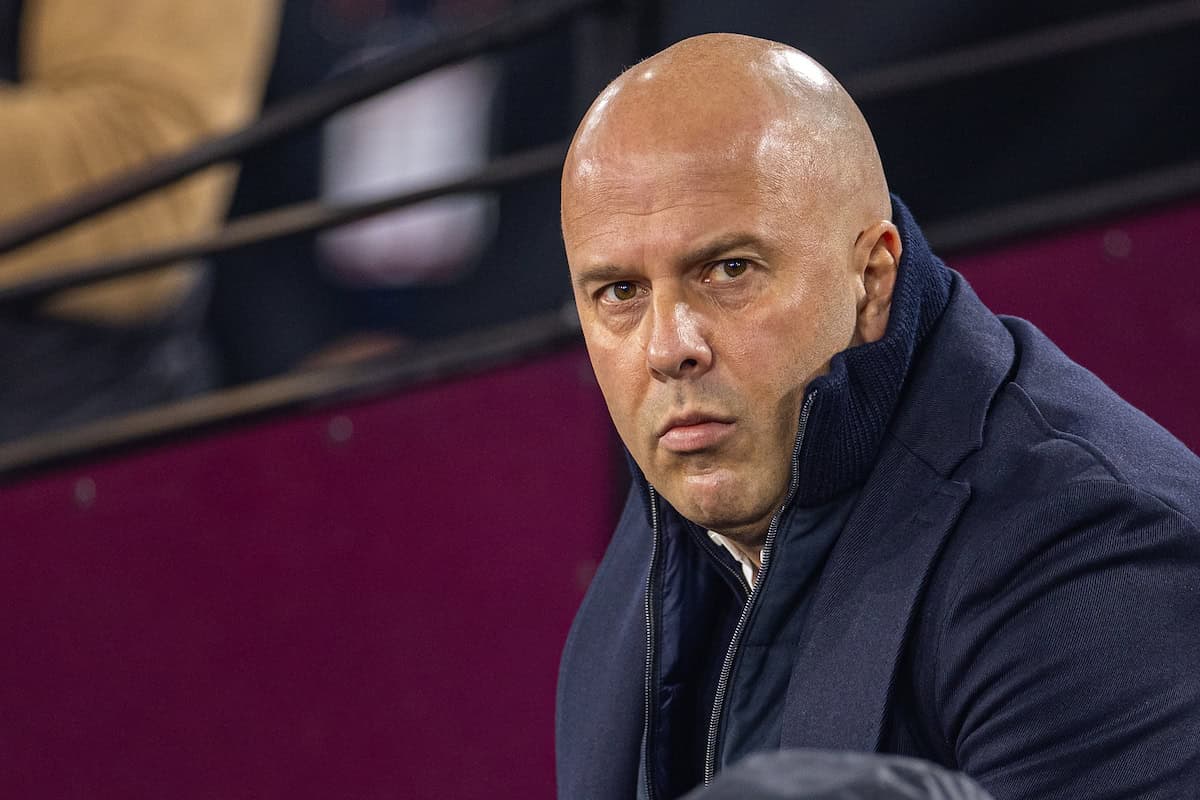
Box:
[561,35,903,546]
[563,33,890,235]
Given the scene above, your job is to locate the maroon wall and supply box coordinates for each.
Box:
[0,349,616,799]
[953,199,1200,453]
[0,199,1196,799]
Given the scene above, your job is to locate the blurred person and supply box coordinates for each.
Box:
[208,0,573,382]
[301,0,504,367]
[557,34,1200,800]
[0,0,280,441]
[318,3,500,291]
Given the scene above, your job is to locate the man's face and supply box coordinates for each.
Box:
[563,144,862,540]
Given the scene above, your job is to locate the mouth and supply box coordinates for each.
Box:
[657,412,736,453]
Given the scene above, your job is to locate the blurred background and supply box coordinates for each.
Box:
[0,1,1197,797]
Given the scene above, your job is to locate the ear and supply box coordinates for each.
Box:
[852,220,901,345]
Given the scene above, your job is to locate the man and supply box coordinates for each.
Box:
[557,33,1200,800]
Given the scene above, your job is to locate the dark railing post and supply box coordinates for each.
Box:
[570,0,660,124]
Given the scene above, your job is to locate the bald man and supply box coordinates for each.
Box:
[557,34,1200,800]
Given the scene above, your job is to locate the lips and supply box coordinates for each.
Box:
[657,412,735,453]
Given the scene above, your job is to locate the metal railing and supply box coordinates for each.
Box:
[1,0,1198,476]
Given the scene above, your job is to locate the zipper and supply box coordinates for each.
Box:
[641,486,662,800]
[702,390,817,785]
[692,526,752,596]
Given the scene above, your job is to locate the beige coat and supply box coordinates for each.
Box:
[0,0,280,324]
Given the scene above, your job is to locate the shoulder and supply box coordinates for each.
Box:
[952,314,1200,546]
[999,315,1200,518]
[558,485,651,691]
[556,485,652,798]
[907,314,1200,796]
[925,310,1200,646]
[568,485,653,629]
[893,273,1199,567]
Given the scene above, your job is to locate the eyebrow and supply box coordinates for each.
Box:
[571,233,766,290]
[572,264,628,290]
[681,233,765,267]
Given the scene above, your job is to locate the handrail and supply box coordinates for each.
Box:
[0,142,568,306]
[925,160,1200,253]
[2,145,1197,307]
[0,0,611,256]
[0,0,1191,263]
[2,168,1197,479]
[1,0,1199,476]
[844,0,1200,100]
[0,306,582,479]
[0,1,1194,302]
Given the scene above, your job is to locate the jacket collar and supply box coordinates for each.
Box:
[793,196,952,506]
[780,258,1016,752]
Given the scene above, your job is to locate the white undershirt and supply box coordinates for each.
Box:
[707,530,760,587]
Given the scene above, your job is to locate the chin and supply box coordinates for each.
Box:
[675,470,766,533]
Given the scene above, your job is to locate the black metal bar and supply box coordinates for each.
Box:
[3,0,1200,477]
[0,0,1189,260]
[571,0,660,120]
[0,0,607,256]
[0,306,583,480]
[927,160,1200,253]
[0,0,1187,268]
[0,141,568,306]
[845,0,1200,100]
[3,160,1198,478]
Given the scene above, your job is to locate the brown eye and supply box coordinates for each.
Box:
[709,260,749,283]
[605,281,638,302]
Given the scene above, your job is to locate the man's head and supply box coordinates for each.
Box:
[562,34,900,547]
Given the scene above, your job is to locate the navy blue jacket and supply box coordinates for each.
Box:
[557,200,1200,799]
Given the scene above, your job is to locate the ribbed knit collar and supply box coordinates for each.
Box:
[791,195,951,506]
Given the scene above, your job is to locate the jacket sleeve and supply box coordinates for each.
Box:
[931,479,1200,799]
[0,0,280,323]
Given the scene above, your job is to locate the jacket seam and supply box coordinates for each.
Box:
[1005,381,1127,482]
[1008,380,1200,520]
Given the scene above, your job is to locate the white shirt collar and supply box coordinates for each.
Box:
[707,530,760,587]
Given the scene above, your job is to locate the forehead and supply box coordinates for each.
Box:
[561,144,797,265]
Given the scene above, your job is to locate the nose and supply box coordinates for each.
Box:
[646,297,712,380]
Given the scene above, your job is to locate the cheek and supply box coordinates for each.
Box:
[777,276,858,365]
[728,290,855,414]
[585,339,648,435]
